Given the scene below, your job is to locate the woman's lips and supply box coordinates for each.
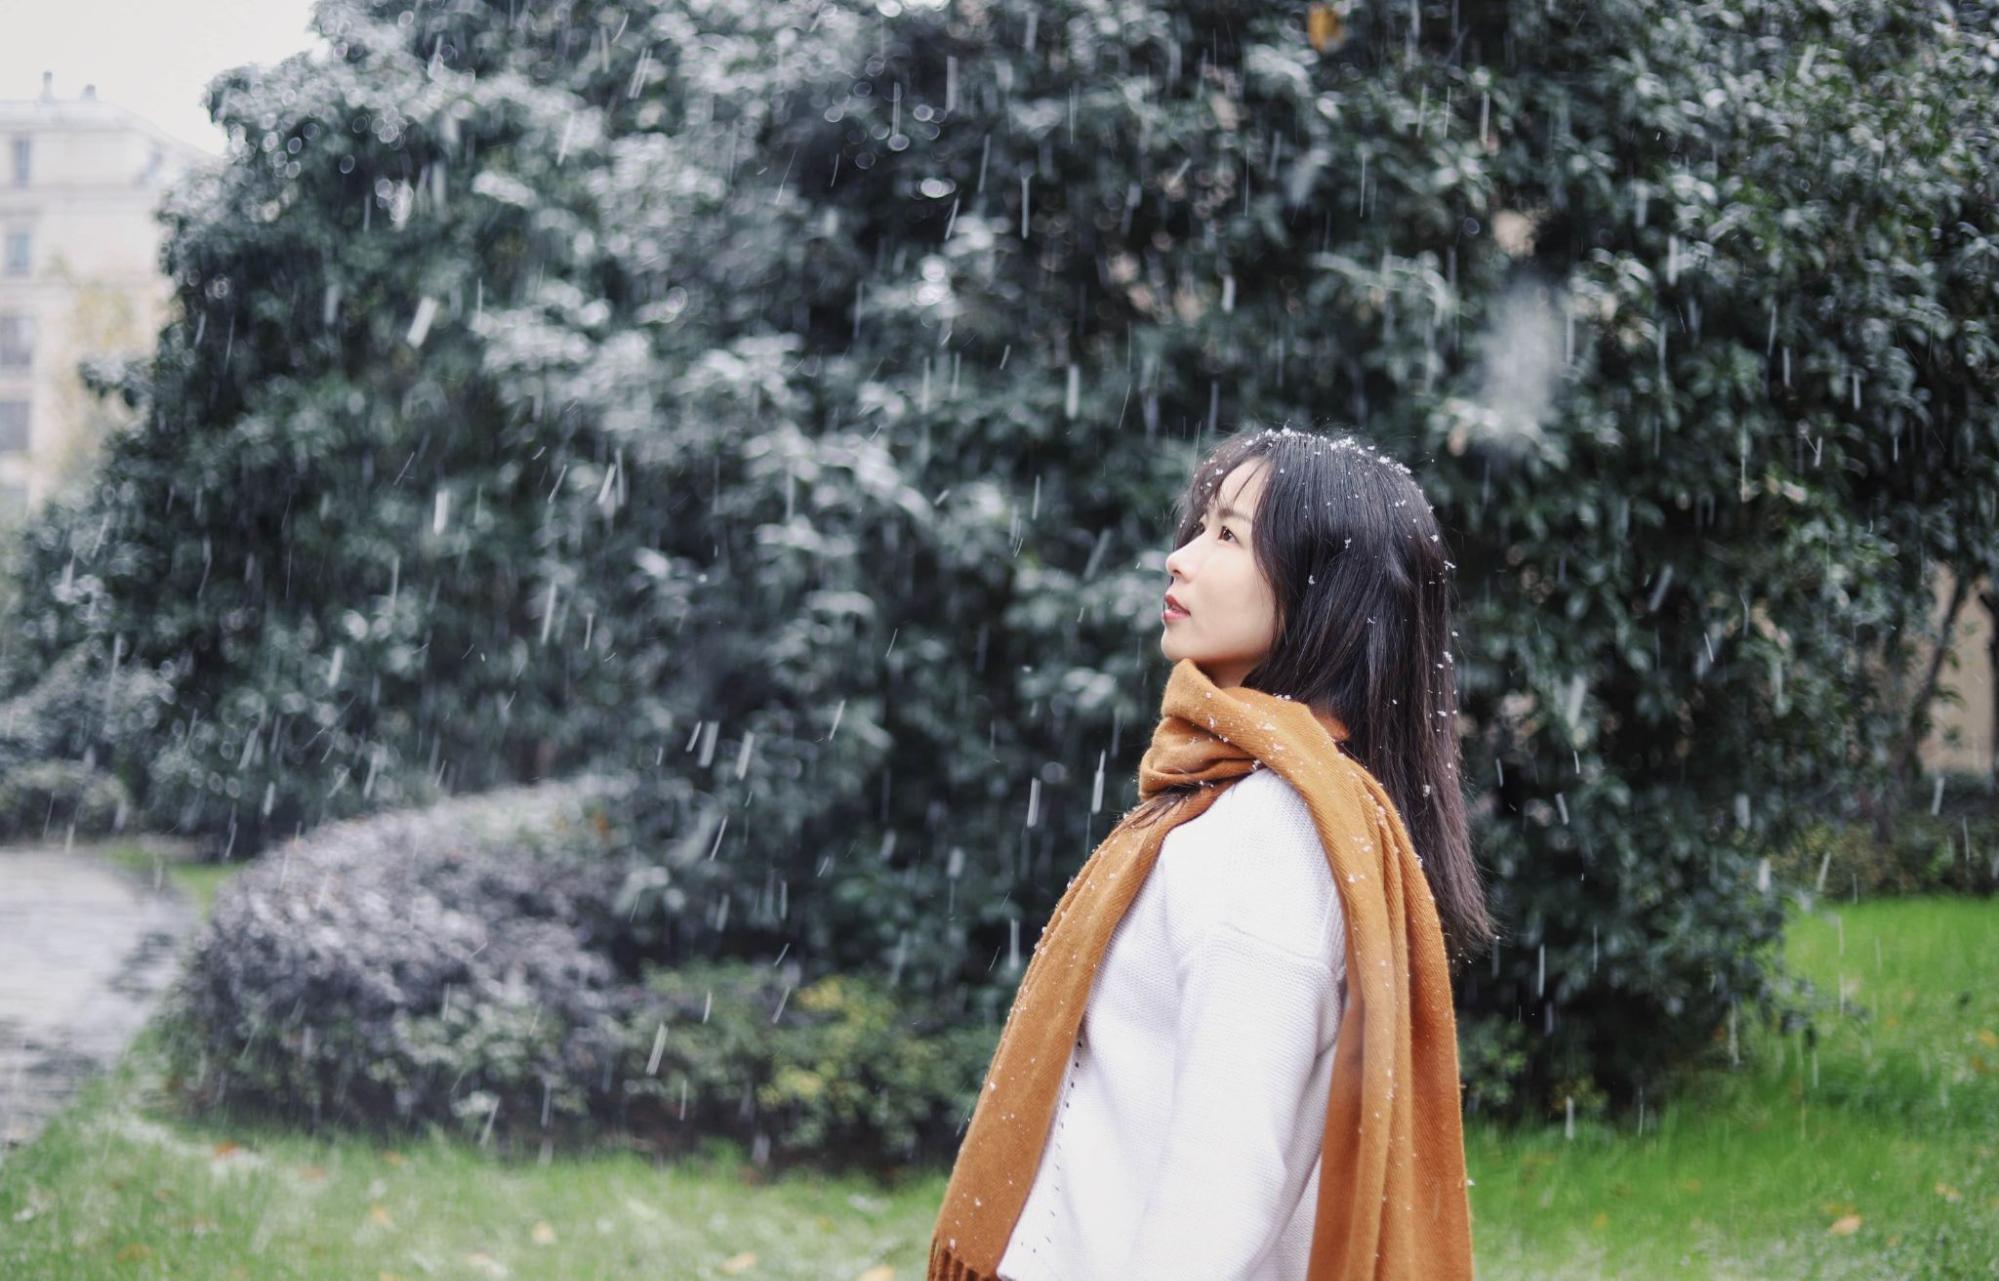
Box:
[1162,601,1190,622]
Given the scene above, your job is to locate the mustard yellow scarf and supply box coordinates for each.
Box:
[928,657,1474,1279]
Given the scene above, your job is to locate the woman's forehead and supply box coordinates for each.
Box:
[1205,458,1269,511]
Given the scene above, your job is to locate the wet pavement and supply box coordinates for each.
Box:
[0,841,201,1153]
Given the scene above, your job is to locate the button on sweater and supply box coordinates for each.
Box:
[995,764,1350,1281]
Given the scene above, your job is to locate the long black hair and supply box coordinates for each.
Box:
[1146,425,1495,969]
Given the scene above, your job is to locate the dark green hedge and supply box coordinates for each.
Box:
[1774,773,1999,901]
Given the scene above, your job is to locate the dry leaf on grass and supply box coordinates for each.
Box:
[720,1251,759,1273]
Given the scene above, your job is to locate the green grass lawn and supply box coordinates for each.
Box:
[1466,896,1999,1280]
[1,861,1992,1279]
[98,840,242,919]
[0,1042,943,1280]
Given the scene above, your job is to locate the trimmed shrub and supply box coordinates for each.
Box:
[162,780,993,1169]
[162,778,641,1138]
[1775,781,1999,901]
[0,760,130,839]
[0,640,172,776]
[0,640,171,839]
[614,961,996,1175]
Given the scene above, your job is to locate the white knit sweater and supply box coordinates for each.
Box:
[995,764,1350,1281]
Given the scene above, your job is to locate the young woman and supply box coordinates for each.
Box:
[930,426,1494,1281]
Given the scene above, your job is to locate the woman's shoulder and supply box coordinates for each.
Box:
[1159,766,1345,965]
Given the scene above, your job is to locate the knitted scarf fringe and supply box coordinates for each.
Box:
[929,1236,999,1281]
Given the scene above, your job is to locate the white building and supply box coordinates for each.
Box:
[0,72,207,518]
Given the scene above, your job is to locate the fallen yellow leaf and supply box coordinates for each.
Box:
[720,1251,759,1273]
[1680,1178,1702,1194]
[1590,1211,1609,1230]
[1305,5,1347,53]
[368,1203,393,1226]
[380,1150,406,1166]
[1935,1182,1962,1203]
[465,1251,509,1278]
[855,1268,896,1281]
[1828,1214,1862,1236]
[1976,1028,1998,1049]
[530,1221,557,1245]
[116,1243,153,1263]
[297,1165,327,1182]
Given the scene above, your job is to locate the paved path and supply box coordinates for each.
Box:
[0,842,200,1153]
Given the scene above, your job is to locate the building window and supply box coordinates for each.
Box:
[0,401,26,453]
[9,137,27,187]
[2,230,27,276]
[0,315,31,369]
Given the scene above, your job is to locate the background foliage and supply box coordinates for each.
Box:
[7,0,1996,1116]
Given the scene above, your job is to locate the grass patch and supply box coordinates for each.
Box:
[1465,897,1999,1279]
[1,881,1992,1279]
[0,1023,944,1280]
[97,840,242,918]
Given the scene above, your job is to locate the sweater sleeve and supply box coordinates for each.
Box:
[1109,918,1342,1279]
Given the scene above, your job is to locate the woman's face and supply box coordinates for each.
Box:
[1159,458,1279,690]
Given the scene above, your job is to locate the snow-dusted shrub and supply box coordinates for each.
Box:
[158,775,992,1167]
[161,777,643,1141]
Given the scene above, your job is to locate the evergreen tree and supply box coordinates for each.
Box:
[10,0,1995,1111]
